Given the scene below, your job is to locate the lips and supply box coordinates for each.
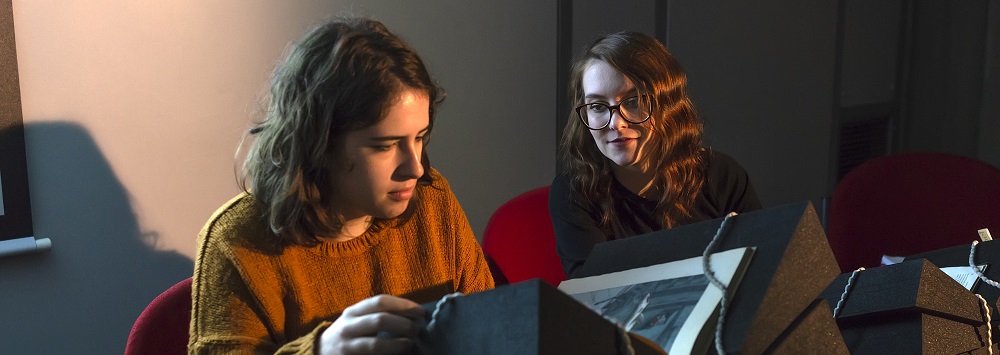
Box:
[609,137,637,146]
[388,186,415,201]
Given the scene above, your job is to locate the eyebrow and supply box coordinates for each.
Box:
[584,89,639,101]
[366,126,430,142]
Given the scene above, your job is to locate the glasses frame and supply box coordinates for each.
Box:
[574,95,653,130]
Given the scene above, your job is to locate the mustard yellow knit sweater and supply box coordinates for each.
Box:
[189,170,494,354]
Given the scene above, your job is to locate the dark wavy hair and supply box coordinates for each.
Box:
[560,31,705,235]
[241,17,444,246]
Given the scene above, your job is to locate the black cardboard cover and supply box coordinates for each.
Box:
[575,202,840,354]
[819,259,982,324]
[768,299,849,355]
[413,279,665,355]
[818,259,991,354]
[960,343,1000,355]
[905,240,1000,343]
[832,313,989,354]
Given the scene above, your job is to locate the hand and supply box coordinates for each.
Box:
[319,295,426,355]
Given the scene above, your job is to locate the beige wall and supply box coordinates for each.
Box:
[2,1,556,353]
[13,1,556,259]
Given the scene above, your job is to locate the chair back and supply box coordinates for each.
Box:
[482,186,567,286]
[125,277,192,355]
[826,152,1000,271]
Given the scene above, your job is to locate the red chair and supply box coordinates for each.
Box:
[482,186,567,286]
[826,152,1000,272]
[125,277,192,355]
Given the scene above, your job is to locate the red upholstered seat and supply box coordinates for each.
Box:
[482,186,567,286]
[826,152,1000,272]
[125,277,192,355]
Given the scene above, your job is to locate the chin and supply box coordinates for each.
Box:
[602,151,632,165]
[607,156,636,167]
[606,150,642,167]
[377,202,411,219]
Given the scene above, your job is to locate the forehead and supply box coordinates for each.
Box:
[581,60,634,98]
[357,90,430,135]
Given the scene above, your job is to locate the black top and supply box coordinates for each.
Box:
[549,150,763,278]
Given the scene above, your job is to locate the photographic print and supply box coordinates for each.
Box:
[559,247,754,355]
[569,274,709,350]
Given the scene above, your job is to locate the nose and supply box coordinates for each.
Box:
[397,143,424,179]
[608,108,628,131]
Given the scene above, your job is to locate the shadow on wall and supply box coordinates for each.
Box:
[0,121,194,354]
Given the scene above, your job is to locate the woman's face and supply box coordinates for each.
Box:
[332,89,429,222]
[581,60,651,170]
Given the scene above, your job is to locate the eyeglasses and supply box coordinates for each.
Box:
[574,96,652,130]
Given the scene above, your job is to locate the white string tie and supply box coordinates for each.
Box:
[702,211,738,355]
[832,267,865,318]
[970,240,1000,289]
[975,293,994,355]
[425,292,462,333]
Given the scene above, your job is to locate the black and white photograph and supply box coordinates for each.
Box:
[570,274,709,350]
[559,247,754,354]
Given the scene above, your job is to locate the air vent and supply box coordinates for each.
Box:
[837,116,889,181]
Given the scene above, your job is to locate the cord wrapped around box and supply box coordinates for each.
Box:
[818,259,993,354]
[574,201,846,354]
[907,239,1000,345]
[410,279,665,355]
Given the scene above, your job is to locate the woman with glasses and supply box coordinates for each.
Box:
[189,17,493,354]
[550,31,762,279]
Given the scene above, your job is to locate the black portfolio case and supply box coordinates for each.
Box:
[769,299,850,354]
[818,259,992,354]
[412,279,665,355]
[906,239,1000,344]
[574,201,845,354]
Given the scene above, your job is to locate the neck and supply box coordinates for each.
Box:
[612,164,658,200]
[331,215,373,242]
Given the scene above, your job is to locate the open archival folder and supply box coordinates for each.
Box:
[558,247,755,355]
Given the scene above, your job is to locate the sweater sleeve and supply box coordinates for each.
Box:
[189,201,326,355]
[548,173,610,279]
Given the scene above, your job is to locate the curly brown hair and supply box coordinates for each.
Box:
[241,17,444,246]
[560,31,705,236]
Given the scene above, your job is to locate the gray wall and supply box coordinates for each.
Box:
[833,0,1000,176]
[902,0,993,156]
[666,0,839,206]
[1,1,555,354]
[982,1,1000,168]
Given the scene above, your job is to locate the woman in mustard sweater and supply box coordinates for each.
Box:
[189,17,494,354]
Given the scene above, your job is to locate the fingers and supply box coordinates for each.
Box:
[340,337,414,355]
[338,295,426,338]
[324,336,414,355]
[343,295,425,319]
[339,312,421,338]
[320,295,427,355]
